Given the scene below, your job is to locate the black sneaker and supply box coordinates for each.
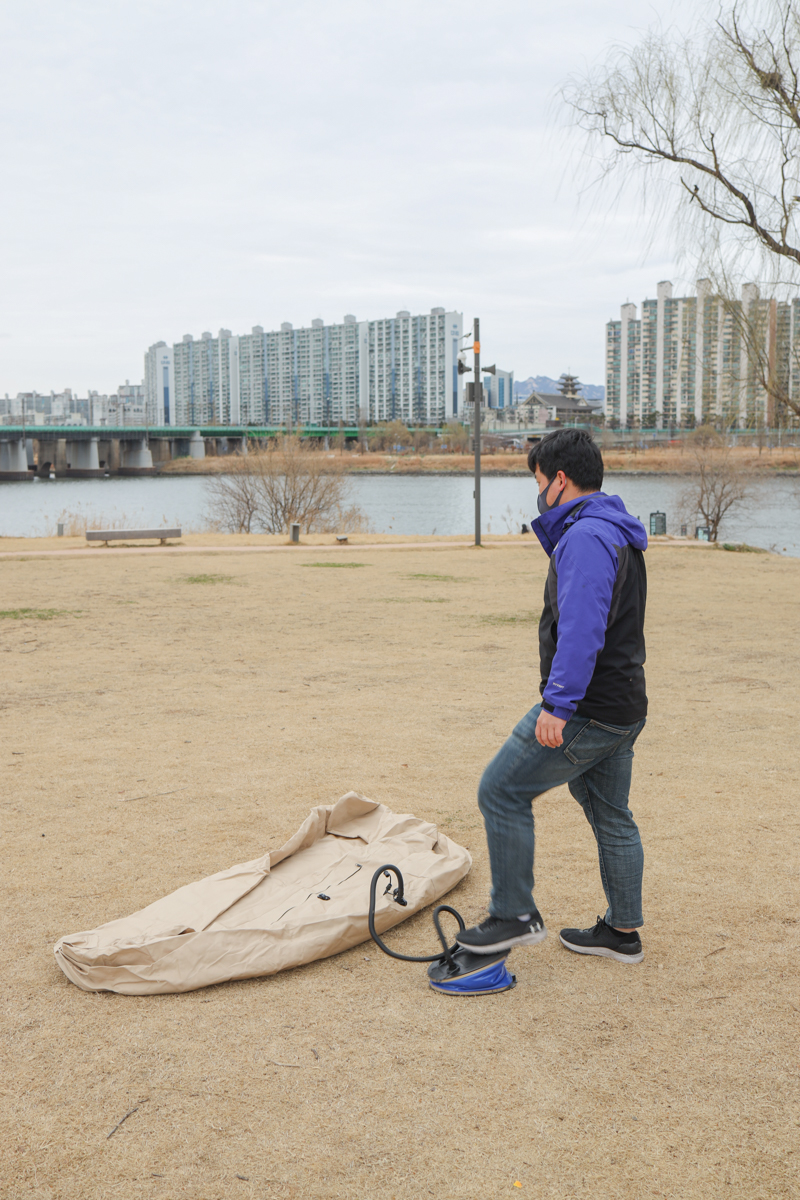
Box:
[559,916,643,964]
[456,911,547,955]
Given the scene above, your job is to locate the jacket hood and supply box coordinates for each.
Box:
[532,491,648,556]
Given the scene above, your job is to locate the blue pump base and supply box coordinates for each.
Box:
[427,948,516,996]
[367,864,517,998]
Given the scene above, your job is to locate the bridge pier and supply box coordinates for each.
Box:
[64,437,104,478]
[33,437,61,477]
[118,437,156,475]
[171,436,202,459]
[213,435,247,456]
[98,439,119,473]
[0,437,32,481]
[147,437,171,465]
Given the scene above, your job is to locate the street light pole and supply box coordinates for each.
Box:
[473,317,481,546]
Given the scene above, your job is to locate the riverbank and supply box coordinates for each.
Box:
[3,474,798,553]
[2,541,797,1199]
[157,446,800,476]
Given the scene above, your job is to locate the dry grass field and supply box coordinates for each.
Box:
[1,537,798,1199]
[159,446,800,476]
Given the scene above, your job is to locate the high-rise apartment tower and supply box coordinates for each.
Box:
[145,309,463,427]
[605,281,798,428]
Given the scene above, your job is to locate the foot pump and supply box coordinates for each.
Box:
[367,864,516,996]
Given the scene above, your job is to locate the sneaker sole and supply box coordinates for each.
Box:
[456,927,548,955]
[559,934,643,964]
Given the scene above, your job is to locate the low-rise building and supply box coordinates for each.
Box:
[485,374,599,430]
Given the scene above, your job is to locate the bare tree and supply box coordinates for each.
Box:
[412,427,433,453]
[441,420,469,453]
[369,420,413,452]
[564,1,800,418]
[204,461,262,533]
[679,436,753,540]
[205,438,369,534]
[255,439,351,532]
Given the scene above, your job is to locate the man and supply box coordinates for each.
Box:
[457,428,648,963]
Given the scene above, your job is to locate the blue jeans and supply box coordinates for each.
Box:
[478,704,646,928]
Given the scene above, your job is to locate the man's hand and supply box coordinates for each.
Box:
[535,710,567,748]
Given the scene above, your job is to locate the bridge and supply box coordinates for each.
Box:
[0,425,372,480]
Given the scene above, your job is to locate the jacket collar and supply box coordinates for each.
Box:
[532,496,590,557]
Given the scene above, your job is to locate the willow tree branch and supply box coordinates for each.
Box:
[585,107,800,266]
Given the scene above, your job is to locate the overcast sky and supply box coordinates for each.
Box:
[0,0,705,395]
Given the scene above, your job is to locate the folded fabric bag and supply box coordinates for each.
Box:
[54,792,471,995]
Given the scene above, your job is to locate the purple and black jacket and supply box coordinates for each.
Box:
[532,492,648,727]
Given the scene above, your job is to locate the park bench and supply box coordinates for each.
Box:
[85,528,182,546]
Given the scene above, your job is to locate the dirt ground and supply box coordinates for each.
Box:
[1,537,798,1199]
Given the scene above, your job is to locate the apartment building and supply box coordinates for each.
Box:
[482,368,515,409]
[605,280,798,427]
[0,386,146,426]
[144,342,175,426]
[145,308,463,427]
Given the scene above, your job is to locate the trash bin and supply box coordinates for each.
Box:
[649,512,667,535]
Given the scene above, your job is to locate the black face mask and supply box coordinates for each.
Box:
[537,475,564,515]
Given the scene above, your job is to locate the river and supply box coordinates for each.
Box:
[1,472,798,555]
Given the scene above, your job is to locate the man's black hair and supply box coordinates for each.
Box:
[527,428,603,492]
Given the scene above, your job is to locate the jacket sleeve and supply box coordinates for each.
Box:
[541,527,618,721]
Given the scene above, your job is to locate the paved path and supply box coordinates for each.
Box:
[0,539,531,560]
[0,535,709,561]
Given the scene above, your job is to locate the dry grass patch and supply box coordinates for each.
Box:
[300,561,367,568]
[179,573,237,584]
[380,596,451,603]
[0,606,79,619]
[161,445,800,478]
[481,611,539,625]
[405,572,472,582]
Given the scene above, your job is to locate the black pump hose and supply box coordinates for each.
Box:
[367,864,465,970]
